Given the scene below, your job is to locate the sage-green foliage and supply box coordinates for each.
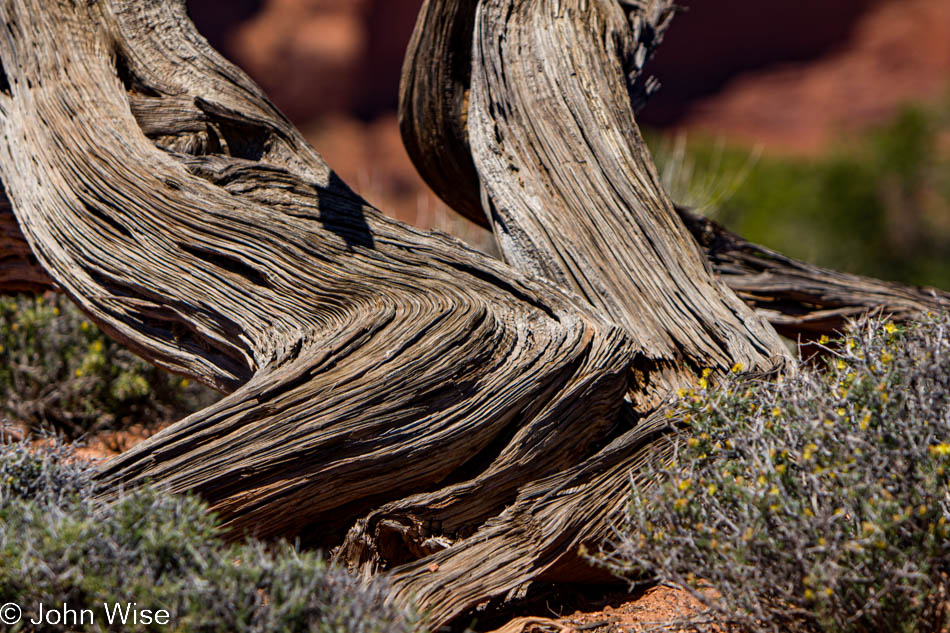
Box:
[0,293,216,438]
[605,314,950,633]
[649,97,950,289]
[0,435,423,633]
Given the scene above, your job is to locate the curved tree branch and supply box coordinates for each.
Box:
[677,207,950,339]
[0,0,946,628]
[465,0,788,407]
[0,0,637,623]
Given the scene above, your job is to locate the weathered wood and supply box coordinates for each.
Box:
[0,0,637,624]
[677,206,950,339]
[399,0,484,228]
[0,0,945,629]
[465,0,789,408]
[399,0,675,231]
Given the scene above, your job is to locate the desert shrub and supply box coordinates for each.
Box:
[647,97,950,289]
[0,436,423,633]
[0,293,217,438]
[603,313,950,633]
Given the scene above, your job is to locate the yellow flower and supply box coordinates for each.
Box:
[52,307,60,316]
[678,479,693,492]
[698,377,708,390]
[859,412,871,431]
[75,368,83,377]
[731,362,745,373]
[757,475,768,486]
[775,464,786,475]
[881,352,894,364]
[673,498,688,511]
[180,378,191,388]
[769,486,780,496]
[835,408,846,417]
[804,589,815,601]
[884,322,897,335]
[706,484,717,495]
[771,407,781,417]
[80,321,90,331]
[819,335,830,345]
[677,388,688,398]
[824,587,833,598]
[702,368,713,378]
[89,339,103,353]
[817,537,827,546]
[835,359,846,370]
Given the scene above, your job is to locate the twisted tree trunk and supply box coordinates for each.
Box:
[0,0,945,627]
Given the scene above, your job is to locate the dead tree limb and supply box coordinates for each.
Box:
[0,0,946,627]
[463,0,789,407]
[676,207,950,339]
[0,0,641,624]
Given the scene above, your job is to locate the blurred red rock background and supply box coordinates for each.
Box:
[186,0,950,253]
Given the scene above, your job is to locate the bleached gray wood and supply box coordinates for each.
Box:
[0,1,634,625]
[0,0,944,628]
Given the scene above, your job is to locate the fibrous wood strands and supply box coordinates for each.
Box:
[0,0,946,627]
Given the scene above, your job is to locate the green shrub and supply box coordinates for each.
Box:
[647,97,950,289]
[603,314,950,633]
[0,436,423,632]
[0,294,217,438]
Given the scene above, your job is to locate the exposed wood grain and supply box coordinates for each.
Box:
[466,0,789,407]
[399,0,485,228]
[677,207,950,339]
[0,0,634,623]
[0,0,945,629]
[399,0,676,231]
[385,407,676,625]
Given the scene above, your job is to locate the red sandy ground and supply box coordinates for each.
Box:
[484,585,713,633]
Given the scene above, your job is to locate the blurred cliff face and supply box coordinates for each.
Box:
[188,0,950,153]
[187,0,419,122]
